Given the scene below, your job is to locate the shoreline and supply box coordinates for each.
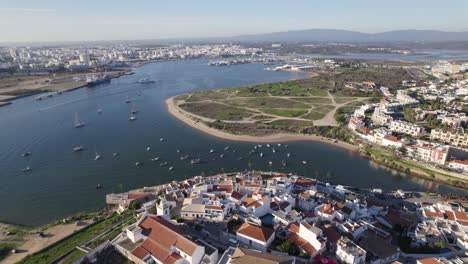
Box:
[167,96,468,191]
[166,96,358,151]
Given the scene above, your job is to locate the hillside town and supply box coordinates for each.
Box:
[86,171,468,264]
[348,65,468,175]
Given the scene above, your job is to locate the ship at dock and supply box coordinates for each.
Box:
[86,73,110,86]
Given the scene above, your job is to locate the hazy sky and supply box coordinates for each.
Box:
[1,0,468,42]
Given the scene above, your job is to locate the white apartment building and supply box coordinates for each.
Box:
[371,107,393,126]
[389,120,425,137]
[448,160,468,173]
[336,238,366,264]
[430,129,468,148]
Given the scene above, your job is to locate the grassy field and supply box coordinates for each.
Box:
[292,97,332,104]
[180,102,254,120]
[224,97,310,109]
[186,90,231,102]
[268,119,314,127]
[259,108,308,117]
[18,213,130,264]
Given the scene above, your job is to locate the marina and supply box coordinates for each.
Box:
[0,59,465,226]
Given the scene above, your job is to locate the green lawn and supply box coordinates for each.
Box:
[259,108,308,117]
[186,90,230,102]
[268,119,314,127]
[180,102,254,121]
[224,97,310,109]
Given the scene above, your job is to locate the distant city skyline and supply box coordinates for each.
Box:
[1,0,468,43]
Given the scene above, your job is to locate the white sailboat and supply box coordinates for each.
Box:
[74,112,85,128]
[129,110,137,121]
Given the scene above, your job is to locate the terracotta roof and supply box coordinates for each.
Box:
[231,247,294,264]
[445,210,456,221]
[231,191,245,200]
[384,135,399,142]
[286,232,317,255]
[139,216,198,256]
[279,201,290,209]
[295,178,315,186]
[424,209,444,218]
[131,246,150,260]
[205,205,223,210]
[454,210,468,221]
[237,223,274,242]
[451,159,468,165]
[139,239,172,262]
[243,198,263,208]
[417,258,441,264]
[288,222,300,234]
[128,192,151,200]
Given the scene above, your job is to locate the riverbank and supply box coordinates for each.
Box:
[168,96,468,191]
[166,96,359,152]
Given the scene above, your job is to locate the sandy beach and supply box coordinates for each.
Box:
[166,97,359,152]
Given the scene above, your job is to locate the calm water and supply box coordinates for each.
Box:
[0,59,465,226]
[305,49,468,61]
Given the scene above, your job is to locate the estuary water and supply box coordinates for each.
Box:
[0,59,465,226]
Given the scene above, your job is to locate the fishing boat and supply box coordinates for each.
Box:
[287,153,291,157]
[209,149,215,153]
[220,154,224,158]
[113,153,119,157]
[160,162,168,167]
[258,144,262,148]
[74,112,85,128]
[131,104,138,114]
[302,161,307,164]
[168,166,174,171]
[73,146,84,152]
[21,152,32,157]
[176,149,181,153]
[96,184,103,189]
[160,138,165,142]
[282,160,287,166]
[146,146,151,151]
[135,161,142,166]
[224,146,230,151]
[268,161,273,165]
[137,78,155,83]
[94,151,102,160]
[260,152,264,157]
[272,148,276,153]
[97,107,102,114]
[266,144,270,147]
[22,166,31,172]
[180,155,189,160]
[150,157,160,161]
[190,159,201,165]
[129,111,137,121]
[277,143,282,147]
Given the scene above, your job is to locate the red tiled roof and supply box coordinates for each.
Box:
[205,205,223,210]
[279,201,290,209]
[445,210,455,221]
[237,223,274,242]
[231,191,245,200]
[139,216,198,256]
[384,135,399,142]
[424,210,444,218]
[128,193,151,200]
[131,246,150,260]
[417,258,441,264]
[288,222,300,234]
[450,160,468,165]
[286,233,317,255]
[454,211,468,221]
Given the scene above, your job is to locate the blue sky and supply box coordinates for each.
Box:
[1,0,468,42]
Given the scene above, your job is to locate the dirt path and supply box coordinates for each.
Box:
[1,221,91,264]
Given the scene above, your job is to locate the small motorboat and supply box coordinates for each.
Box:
[94,153,102,161]
[22,166,31,172]
[168,166,174,171]
[150,157,160,161]
[266,144,270,147]
[96,184,103,189]
[160,162,168,167]
[220,154,224,158]
[302,160,307,164]
[287,153,291,157]
[135,161,142,166]
[22,152,32,157]
[146,146,151,151]
[113,152,119,157]
[209,149,215,153]
[260,152,264,157]
[190,159,201,165]
[160,138,165,142]
[73,146,84,152]
[268,161,273,165]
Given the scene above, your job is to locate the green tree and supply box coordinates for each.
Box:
[275,240,299,255]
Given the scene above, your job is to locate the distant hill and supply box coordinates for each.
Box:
[227,29,468,43]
